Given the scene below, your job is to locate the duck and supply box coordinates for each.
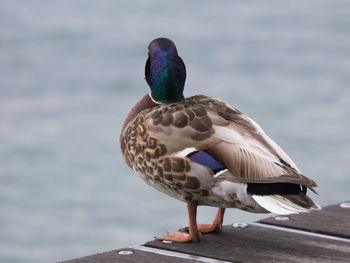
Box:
[120,37,320,243]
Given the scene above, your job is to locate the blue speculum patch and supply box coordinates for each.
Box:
[188,151,225,173]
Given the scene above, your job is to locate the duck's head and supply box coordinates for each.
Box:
[145,38,186,103]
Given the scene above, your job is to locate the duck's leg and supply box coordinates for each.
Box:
[179,207,225,234]
[197,208,225,233]
[156,202,202,243]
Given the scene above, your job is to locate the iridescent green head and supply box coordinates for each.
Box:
[145,38,186,103]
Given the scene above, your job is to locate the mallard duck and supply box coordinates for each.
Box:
[120,38,319,243]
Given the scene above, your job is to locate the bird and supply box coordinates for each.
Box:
[120,37,320,243]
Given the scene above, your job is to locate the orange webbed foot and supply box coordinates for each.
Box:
[198,222,223,233]
[179,222,222,234]
[156,231,202,243]
[179,208,225,234]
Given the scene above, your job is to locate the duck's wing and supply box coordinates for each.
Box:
[203,95,317,188]
[146,95,317,189]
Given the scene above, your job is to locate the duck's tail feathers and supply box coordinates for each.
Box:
[252,193,321,215]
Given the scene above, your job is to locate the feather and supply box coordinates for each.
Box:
[187,150,225,173]
[252,194,320,215]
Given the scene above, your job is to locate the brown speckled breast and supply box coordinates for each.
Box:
[122,109,205,203]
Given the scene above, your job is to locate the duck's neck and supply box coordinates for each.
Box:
[120,94,158,154]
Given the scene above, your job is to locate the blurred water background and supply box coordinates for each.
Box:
[1,0,349,262]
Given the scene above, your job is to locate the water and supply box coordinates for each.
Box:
[1,1,349,262]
